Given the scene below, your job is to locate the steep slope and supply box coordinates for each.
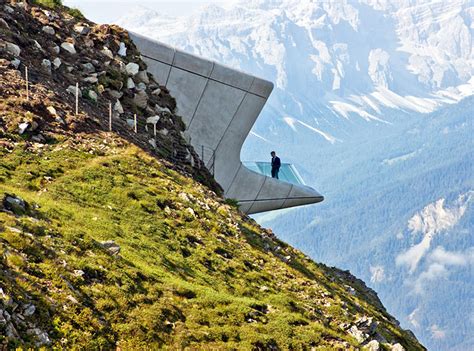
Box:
[115,1,474,350]
[0,1,426,350]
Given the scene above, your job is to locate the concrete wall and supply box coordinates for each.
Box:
[130,32,323,214]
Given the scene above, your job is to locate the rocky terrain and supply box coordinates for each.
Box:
[0,1,425,349]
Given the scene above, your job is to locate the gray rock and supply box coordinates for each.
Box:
[73,270,85,277]
[100,240,120,255]
[136,70,149,84]
[27,328,51,346]
[107,90,123,99]
[151,88,161,96]
[4,194,27,215]
[11,58,21,69]
[114,100,124,114]
[66,85,81,97]
[348,325,368,343]
[41,59,51,73]
[82,63,95,74]
[159,128,169,136]
[149,138,157,148]
[42,26,55,35]
[118,42,127,57]
[156,105,171,114]
[125,62,140,76]
[133,90,148,109]
[127,77,135,89]
[83,76,98,84]
[24,304,36,317]
[34,40,43,52]
[4,5,14,14]
[51,45,60,55]
[47,106,58,117]
[146,115,161,125]
[31,134,46,143]
[52,57,62,69]
[88,90,98,102]
[6,323,19,338]
[101,47,114,59]
[61,42,76,54]
[74,25,90,35]
[136,82,147,91]
[6,42,21,57]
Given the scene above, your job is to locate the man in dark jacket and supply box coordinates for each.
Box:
[271,151,281,179]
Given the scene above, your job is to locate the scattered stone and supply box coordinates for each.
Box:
[73,270,85,277]
[126,119,135,128]
[100,241,120,255]
[152,88,161,96]
[41,59,51,73]
[82,63,95,74]
[148,138,157,148]
[51,45,60,55]
[11,58,21,69]
[133,90,148,109]
[3,194,27,215]
[4,5,14,14]
[83,76,98,84]
[159,129,169,136]
[348,325,368,343]
[18,122,29,135]
[366,340,380,351]
[136,82,147,91]
[6,42,21,57]
[23,304,36,317]
[31,134,46,143]
[125,62,139,76]
[74,25,90,35]
[88,90,98,102]
[47,106,58,117]
[101,47,113,59]
[66,85,81,97]
[136,70,149,84]
[42,26,55,35]
[118,42,127,57]
[52,57,62,69]
[61,42,76,54]
[34,40,43,52]
[146,115,160,125]
[27,328,51,346]
[108,90,123,99]
[114,100,124,114]
[127,77,135,89]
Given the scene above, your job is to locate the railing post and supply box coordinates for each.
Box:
[134,114,137,133]
[75,82,79,115]
[25,66,29,101]
[108,102,112,131]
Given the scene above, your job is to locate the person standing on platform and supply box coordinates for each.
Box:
[271,151,281,179]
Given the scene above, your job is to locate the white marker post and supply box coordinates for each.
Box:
[109,102,112,132]
[134,114,137,133]
[25,66,29,101]
[153,122,157,137]
[75,83,79,115]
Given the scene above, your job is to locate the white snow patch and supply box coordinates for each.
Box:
[396,192,472,273]
[382,150,419,165]
[283,116,339,144]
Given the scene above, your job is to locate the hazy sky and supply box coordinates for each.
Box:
[63,0,238,23]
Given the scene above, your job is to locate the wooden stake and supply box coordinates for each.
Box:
[109,103,112,132]
[153,122,157,137]
[75,83,79,115]
[134,114,137,133]
[25,66,29,101]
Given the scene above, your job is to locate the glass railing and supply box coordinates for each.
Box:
[243,162,305,185]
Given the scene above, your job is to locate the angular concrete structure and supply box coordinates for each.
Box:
[130,33,324,214]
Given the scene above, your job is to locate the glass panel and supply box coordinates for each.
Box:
[243,162,305,185]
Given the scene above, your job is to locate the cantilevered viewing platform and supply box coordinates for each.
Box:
[130,33,324,214]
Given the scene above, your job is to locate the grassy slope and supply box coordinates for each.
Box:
[0,136,423,350]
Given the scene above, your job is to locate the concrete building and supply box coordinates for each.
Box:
[130,33,324,214]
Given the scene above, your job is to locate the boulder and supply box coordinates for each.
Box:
[83,76,98,84]
[133,90,148,109]
[52,57,61,69]
[136,82,147,91]
[391,344,405,351]
[23,304,36,317]
[51,45,60,55]
[126,78,135,89]
[11,58,21,69]
[74,25,90,35]
[66,85,81,97]
[125,62,139,76]
[6,42,21,57]
[61,42,76,54]
[81,63,95,74]
[3,194,27,215]
[88,90,98,102]
[136,70,149,84]
[118,42,127,57]
[152,88,161,96]
[101,47,113,59]
[18,122,29,134]
[146,116,161,125]
[100,240,120,255]
[107,90,123,99]
[41,59,51,73]
[114,100,124,114]
[0,18,9,30]
[42,26,55,35]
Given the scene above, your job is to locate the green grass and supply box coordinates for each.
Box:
[0,135,424,350]
[32,0,63,9]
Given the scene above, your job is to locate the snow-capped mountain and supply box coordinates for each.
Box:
[117,1,474,349]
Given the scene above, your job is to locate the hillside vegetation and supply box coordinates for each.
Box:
[0,1,425,349]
